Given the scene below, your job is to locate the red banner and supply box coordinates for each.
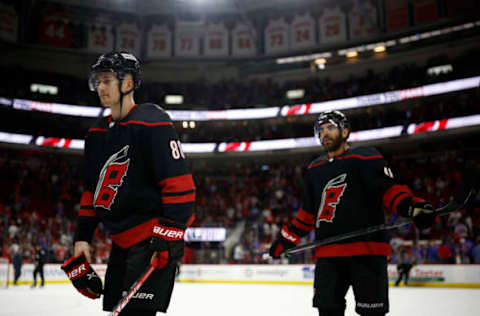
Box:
[385,0,409,31]
[38,7,72,48]
[413,0,438,25]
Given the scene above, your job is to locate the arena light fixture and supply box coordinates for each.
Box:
[427,64,453,76]
[30,84,58,95]
[286,89,305,99]
[373,45,386,53]
[165,95,184,105]
[346,51,358,58]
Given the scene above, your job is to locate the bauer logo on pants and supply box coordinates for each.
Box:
[121,291,155,300]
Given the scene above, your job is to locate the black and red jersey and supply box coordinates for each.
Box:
[75,103,195,248]
[288,146,421,258]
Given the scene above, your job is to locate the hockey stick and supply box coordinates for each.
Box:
[283,189,475,257]
[108,264,156,316]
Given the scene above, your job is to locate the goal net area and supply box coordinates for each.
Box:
[0,257,10,288]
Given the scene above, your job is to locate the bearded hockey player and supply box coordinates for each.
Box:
[269,110,436,316]
[61,51,195,316]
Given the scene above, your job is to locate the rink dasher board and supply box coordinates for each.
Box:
[1,263,480,288]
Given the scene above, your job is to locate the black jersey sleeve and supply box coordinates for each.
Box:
[288,167,316,237]
[143,109,195,224]
[74,133,100,243]
[354,147,421,215]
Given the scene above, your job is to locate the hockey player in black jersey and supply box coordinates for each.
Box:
[269,110,436,316]
[61,51,195,316]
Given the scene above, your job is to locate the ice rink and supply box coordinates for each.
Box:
[0,283,479,316]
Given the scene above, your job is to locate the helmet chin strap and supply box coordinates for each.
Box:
[117,78,134,120]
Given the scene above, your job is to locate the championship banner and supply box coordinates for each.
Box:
[385,0,409,32]
[232,22,256,57]
[204,22,228,57]
[87,23,114,54]
[319,6,347,44]
[264,17,289,55]
[175,21,202,57]
[413,0,439,25]
[48,0,135,13]
[37,7,73,48]
[115,22,141,56]
[146,24,172,58]
[289,13,316,50]
[348,0,378,40]
[446,0,468,17]
[0,3,17,42]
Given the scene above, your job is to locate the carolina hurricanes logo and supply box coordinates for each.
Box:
[94,145,130,210]
[316,173,347,227]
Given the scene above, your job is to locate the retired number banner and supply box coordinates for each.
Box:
[0,3,18,42]
[290,13,316,50]
[348,0,378,40]
[175,22,201,57]
[87,23,114,54]
[204,22,228,57]
[115,22,141,56]
[232,22,256,57]
[319,6,347,44]
[146,24,172,58]
[264,17,289,55]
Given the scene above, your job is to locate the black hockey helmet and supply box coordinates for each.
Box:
[88,51,141,92]
[314,110,351,142]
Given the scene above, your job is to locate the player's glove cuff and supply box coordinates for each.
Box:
[268,224,300,259]
[149,218,186,269]
[61,254,102,299]
[410,200,436,230]
[398,197,436,230]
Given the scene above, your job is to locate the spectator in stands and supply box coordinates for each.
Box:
[437,239,453,263]
[472,236,480,263]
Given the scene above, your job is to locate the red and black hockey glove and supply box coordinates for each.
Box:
[61,253,102,299]
[269,224,301,259]
[399,198,436,230]
[149,218,186,269]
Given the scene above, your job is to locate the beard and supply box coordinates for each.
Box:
[322,133,344,152]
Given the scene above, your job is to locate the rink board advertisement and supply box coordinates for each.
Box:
[2,263,480,288]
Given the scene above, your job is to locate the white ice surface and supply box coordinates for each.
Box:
[0,283,478,316]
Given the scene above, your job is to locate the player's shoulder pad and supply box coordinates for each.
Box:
[347,146,383,159]
[87,116,109,133]
[307,154,328,170]
[129,103,173,124]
